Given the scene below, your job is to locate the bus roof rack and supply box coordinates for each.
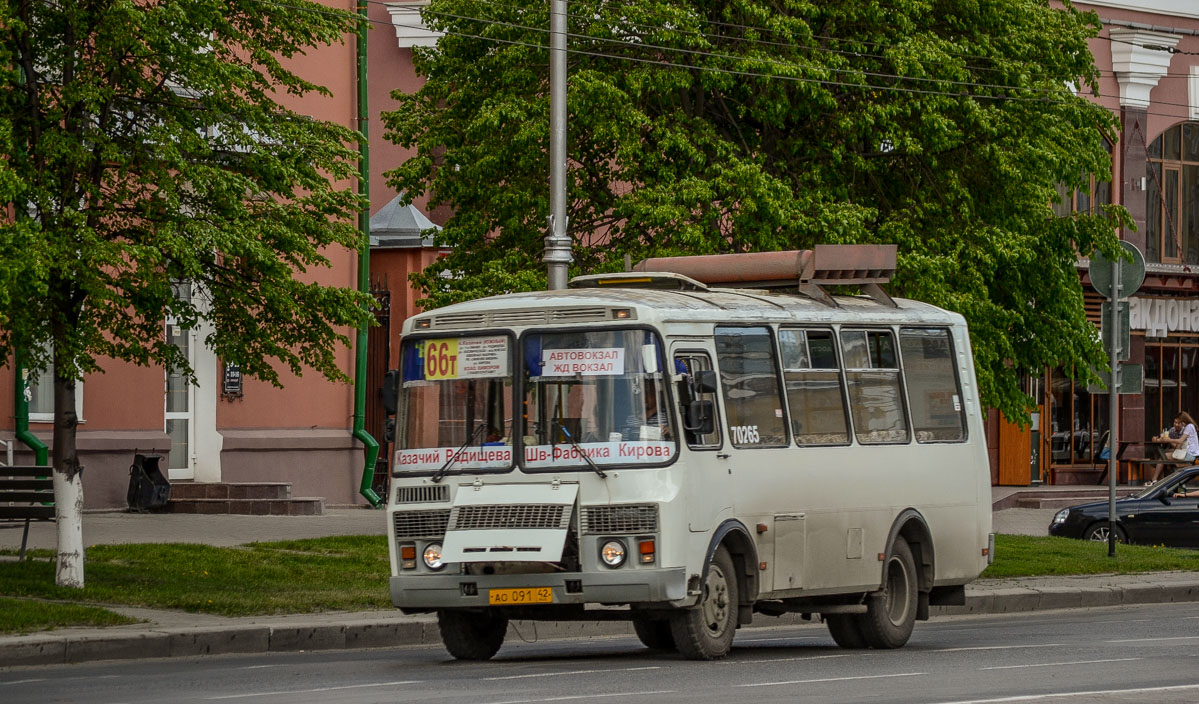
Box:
[630,244,897,308]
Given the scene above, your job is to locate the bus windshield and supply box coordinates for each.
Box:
[522,329,676,470]
[396,335,514,473]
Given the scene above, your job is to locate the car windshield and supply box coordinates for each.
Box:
[395,335,514,473]
[521,329,677,470]
[1137,470,1199,499]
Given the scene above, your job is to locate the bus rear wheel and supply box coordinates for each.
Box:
[437,609,508,661]
[858,538,918,649]
[632,618,677,651]
[670,545,738,660]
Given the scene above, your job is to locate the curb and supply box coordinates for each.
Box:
[6,582,1199,668]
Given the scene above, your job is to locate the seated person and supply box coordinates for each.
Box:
[623,379,671,440]
[1150,413,1199,483]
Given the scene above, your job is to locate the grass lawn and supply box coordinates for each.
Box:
[0,597,140,635]
[981,534,1199,578]
[4,533,1199,635]
[0,535,392,626]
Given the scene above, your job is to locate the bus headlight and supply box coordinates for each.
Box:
[423,543,445,570]
[600,539,627,568]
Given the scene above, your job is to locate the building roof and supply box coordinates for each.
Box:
[369,194,440,249]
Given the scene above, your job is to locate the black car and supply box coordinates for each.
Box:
[1049,466,1199,546]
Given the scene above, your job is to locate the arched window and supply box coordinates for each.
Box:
[1145,122,1199,265]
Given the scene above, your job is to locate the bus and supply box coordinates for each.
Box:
[386,245,993,661]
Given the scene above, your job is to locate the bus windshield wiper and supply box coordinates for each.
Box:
[555,421,607,479]
[431,424,487,483]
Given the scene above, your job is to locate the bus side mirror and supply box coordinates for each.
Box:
[381,369,400,416]
[695,370,718,394]
[684,400,715,435]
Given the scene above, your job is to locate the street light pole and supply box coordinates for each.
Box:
[544,0,571,290]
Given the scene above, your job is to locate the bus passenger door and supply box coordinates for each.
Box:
[672,348,731,533]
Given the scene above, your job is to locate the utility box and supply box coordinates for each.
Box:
[127,454,171,512]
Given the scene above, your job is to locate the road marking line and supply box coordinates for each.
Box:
[935,644,1064,653]
[0,679,47,686]
[736,635,823,643]
[932,682,1199,703]
[718,653,853,665]
[236,665,284,670]
[480,690,676,704]
[1106,635,1199,643]
[735,672,926,687]
[980,658,1139,670]
[205,680,421,699]
[485,666,661,681]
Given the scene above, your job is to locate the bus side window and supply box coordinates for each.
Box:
[841,329,910,444]
[899,328,967,443]
[780,328,851,446]
[674,353,721,448]
[714,327,788,448]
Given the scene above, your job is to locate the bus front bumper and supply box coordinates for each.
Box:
[390,567,689,610]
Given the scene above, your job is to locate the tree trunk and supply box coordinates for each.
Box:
[53,373,84,588]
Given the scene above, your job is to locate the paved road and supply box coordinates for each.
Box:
[6,603,1199,703]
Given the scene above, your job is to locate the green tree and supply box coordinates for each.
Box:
[0,0,371,587]
[384,0,1129,421]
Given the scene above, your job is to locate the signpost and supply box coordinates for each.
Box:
[1089,242,1145,557]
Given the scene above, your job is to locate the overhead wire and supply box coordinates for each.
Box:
[259,0,1199,120]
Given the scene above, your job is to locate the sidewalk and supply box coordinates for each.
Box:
[5,505,1199,669]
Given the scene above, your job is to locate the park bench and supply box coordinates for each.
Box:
[1,466,55,560]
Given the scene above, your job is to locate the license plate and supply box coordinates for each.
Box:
[488,587,554,605]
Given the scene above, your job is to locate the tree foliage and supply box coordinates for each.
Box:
[383,0,1128,420]
[0,0,371,391]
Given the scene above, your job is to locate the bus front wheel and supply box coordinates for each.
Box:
[437,609,508,661]
[670,545,738,660]
[858,538,918,649]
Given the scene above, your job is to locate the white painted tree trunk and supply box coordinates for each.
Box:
[53,373,85,588]
[54,469,84,588]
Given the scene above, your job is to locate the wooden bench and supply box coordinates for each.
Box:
[0,466,55,560]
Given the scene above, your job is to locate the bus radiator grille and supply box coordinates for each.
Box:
[393,509,451,538]
[394,485,449,504]
[581,504,659,534]
[450,504,570,530]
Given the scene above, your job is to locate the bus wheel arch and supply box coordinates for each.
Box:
[704,519,759,617]
[885,509,934,621]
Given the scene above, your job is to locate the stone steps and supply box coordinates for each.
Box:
[166,482,324,515]
[1011,490,1141,510]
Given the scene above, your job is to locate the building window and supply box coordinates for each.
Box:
[1052,139,1113,217]
[1144,342,1199,442]
[26,348,84,424]
[1146,122,1199,264]
[1047,368,1108,466]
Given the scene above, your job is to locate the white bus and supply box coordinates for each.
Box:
[387,245,993,661]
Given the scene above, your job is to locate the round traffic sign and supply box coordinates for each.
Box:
[1090,241,1145,299]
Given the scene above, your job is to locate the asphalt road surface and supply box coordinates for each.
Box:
[6,603,1199,703]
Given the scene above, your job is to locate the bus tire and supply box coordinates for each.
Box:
[632,618,677,651]
[437,609,508,661]
[858,538,918,649]
[826,614,868,649]
[670,545,738,660]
